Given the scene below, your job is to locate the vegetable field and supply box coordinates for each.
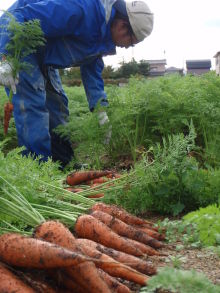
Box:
[0,73,220,292]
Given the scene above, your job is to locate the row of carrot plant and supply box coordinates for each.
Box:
[1,73,220,217]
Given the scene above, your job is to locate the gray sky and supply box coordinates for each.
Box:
[1,0,220,69]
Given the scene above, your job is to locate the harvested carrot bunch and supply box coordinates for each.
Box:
[34,220,111,293]
[66,170,112,186]
[0,203,166,292]
[35,221,148,287]
[74,214,144,257]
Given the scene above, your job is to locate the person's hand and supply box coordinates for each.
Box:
[98,111,112,145]
[0,62,19,94]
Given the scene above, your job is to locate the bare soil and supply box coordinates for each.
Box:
[124,215,220,292]
[124,245,220,292]
[145,215,220,286]
[149,242,220,286]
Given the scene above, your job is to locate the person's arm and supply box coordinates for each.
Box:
[80,57,112,144]
[80,57,108,111]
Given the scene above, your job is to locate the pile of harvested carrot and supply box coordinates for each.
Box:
[0,202,166,292]
[65,170,121,198]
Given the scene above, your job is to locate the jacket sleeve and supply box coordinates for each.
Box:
[80,57,108,111]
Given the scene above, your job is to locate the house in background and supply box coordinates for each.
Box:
[146,59,167,77]
[165,66,184,75]
[213,52,220,75]
[186,60,211,75]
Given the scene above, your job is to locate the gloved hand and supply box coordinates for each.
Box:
[0,62,18,94]
[98,111,112,145]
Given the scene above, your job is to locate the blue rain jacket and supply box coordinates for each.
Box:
[0,0,117,110]
[0,0,117,164]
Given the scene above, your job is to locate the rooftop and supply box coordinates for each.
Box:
[213,51,220,58]
[145,59,167,65]
[186,60,211,69]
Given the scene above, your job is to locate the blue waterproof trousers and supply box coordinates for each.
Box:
[11,54,74,167]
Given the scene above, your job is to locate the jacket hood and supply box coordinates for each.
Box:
[100,0,117,22]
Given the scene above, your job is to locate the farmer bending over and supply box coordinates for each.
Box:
[0,0,153,168]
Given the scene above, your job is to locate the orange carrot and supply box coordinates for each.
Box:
[0,262,35,293]
[134,226,166,241]
[74,215,144,257]
[55,271,93,293]
[88,192,105,198]
[77,238,157,275]
[123,237,160,256]
[34,220,77,249]
[89,183,104,189]
[91,210,164,249]
[35,221,148,286]
[27,279,56,293]
[52,269,85,293]
[85,177,109,185]
[4,101,13,135]
[0,233,93,269]
[75,239,149,286]
[34,221,111,293]
[93,177,108,184]
[66,261,111,293]
[66,170,112,186]
[98,269,131,293]
[91,203,155,227]
[17,271,57,293]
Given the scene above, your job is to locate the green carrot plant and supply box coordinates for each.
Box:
[184,205,220,246]
[0,144,127,233]
[140,267,220,293]
[1,12,45,99]
[104,120,220,216]
[0,12,45,134]
[54,73,220,170]
[104,122,198,215]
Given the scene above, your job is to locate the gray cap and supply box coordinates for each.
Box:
[126,1,154,41]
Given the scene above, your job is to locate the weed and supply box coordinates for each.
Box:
[184,205,220,246]
[165,255,187,269]
[140,267,220,293]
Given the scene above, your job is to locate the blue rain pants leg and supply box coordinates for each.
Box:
[45,67,74,167]
[11,55,73,167]
[12,55,51,161]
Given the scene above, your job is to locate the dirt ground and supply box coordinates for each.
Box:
[124,215,220,293]
[123,245,220,292]
[149,242,220,285]
[148,215,220,285]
